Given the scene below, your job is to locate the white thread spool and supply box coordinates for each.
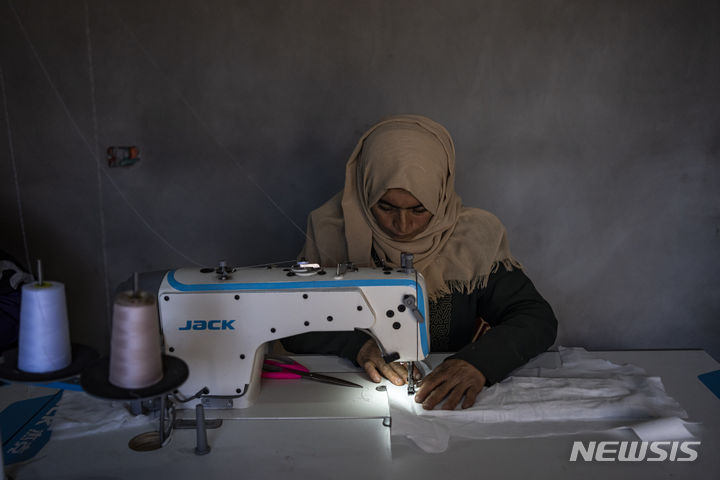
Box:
[17,281,72,373]
[109,291,163,389]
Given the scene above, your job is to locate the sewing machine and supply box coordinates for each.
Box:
[157,261,430,409]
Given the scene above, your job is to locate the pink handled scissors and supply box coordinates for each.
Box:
[261,356,362,388]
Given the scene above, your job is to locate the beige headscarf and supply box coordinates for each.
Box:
[300,114,521,301]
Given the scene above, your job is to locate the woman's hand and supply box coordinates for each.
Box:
[356,339,408,386]
[413,359,486,410]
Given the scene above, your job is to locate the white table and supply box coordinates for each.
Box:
[4,350,719,480]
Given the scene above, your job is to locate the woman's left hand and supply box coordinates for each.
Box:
[413,359,486,410]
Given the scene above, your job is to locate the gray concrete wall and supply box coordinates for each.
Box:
[1,0,718,358]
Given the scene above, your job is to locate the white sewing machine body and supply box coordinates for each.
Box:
[158,264,430,409]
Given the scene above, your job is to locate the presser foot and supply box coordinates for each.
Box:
[406,361,418,395]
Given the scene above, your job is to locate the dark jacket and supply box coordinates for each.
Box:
[281,265,557,384]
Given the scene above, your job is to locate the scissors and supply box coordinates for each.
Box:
[262,356,362,389]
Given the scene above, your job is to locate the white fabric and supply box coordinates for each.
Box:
[51,391,153,440]
[388,347,691,453]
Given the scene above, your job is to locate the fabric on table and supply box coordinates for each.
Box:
[388,347,691,453]
[50,390,153,440]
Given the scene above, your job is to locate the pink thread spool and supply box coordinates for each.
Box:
[108,291,163,389]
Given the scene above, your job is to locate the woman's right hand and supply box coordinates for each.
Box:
[356,339,409,386]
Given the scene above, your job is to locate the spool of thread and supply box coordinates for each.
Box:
[17,281,72,373]
[109,291,163,389]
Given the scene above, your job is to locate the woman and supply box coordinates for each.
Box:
[282,114,557,410]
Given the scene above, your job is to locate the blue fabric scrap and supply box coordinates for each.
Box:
[698,370,720,401]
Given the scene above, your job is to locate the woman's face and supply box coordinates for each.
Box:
[370,188,433,241]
